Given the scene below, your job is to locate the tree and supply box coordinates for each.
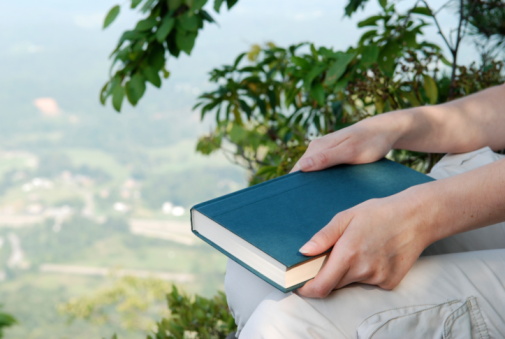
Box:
[100,0,239,111]
[100,1,504,181]
[101,0,504,113]
[60,277,235,339]
[0,306,16,338]
[194,0,504,182]
[99,0,505,336]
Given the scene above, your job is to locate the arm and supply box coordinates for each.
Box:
[297,157,505,298]
[294,84,505,298]
[394,83,505,153]
[296,83,505,172]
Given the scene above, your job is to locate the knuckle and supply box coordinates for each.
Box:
[355,264,374,281]
[330,210,353,235]
[372,271,396,290]
[343,143,358,160]
[316,227,334,245]
[307,138,323,151]
[378,280,396,290]
[310,284,332,298]
[340,247,359,266]
[314,151,330,168]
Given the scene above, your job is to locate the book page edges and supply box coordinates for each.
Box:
[191,208,326,291]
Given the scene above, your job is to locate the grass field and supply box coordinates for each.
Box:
[0,141,245,338]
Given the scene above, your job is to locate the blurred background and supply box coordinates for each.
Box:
[0,0,487,338]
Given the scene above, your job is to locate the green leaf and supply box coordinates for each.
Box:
[232,52,247,69]
[116,29,145,46]
[214,0,224,12]
[410,6,432,16]
[112,84,125,112]
[176,30,197,55]
[310,83,325,106]
[359,44,379,65]
[103,5,120,29]
[344,0,370,16]
[324,52,355,86]
[148,43,166,70]
[131,0,143,9]
[143,66,162,87]
[358,29,378,44]
[125,73,146,105]
[156,16,175,42]
[140,0,155,12]
[440,55,452,66]
[403,30,418,48]
[402,90,420,107]
[135,17,157,31]
[303,64,325,90]
[200,9,215,23]
[168,0,182,10]
[99,82,110,105]
[238,99,252,119]
[378,41,400,75]
[196,134,222,155]
[423,75,438,104]
[318,47,338,59]
[291,56,310,69]
[374,96,384,113]
[190,0,207,10]
[228,124,246,143]
[226,0,239,9]
[177,15,200,32]
[166,34,181,57]
[379,0,387,8]
[357,15,382,27]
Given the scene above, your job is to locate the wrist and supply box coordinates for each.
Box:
[359,110,414,152]
[401,182,443,249]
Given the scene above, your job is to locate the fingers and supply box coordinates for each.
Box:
[297,252,350,298]
[297,136,352,172]
[297,212,353,298]
[299,212,351,256]
[292,118,395,173]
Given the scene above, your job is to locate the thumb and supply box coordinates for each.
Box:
[299,213,350,256]
[297,148,350,172]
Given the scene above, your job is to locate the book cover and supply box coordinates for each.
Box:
[191,159,434,292]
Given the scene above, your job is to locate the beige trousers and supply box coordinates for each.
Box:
[225,147,505,338]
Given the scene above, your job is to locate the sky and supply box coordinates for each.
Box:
[0,0,480,139]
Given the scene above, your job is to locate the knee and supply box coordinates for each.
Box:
[224,260,277,330]
[239,299,289,339]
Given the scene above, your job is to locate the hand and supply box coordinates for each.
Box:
[293,114,403,173]
[296,185,433,298]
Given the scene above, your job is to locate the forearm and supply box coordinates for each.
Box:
[386,83,505,153]
[412,157,505,247]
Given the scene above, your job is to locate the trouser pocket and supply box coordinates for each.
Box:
[357,297,489,339]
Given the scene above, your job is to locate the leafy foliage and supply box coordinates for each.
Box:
[97,0,505,337]
[464,0,505,40]
[194,1,503,181]
[147,286,235,339]
[100,0,239,112]
[0,306,16,338]
[60,276,172,332]
[63,280,236,339]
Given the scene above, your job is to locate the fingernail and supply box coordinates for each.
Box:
[299,241,317,255]
[298,157,314,171]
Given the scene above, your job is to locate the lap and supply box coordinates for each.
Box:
[225,148,505,338]
[234,249,505,338]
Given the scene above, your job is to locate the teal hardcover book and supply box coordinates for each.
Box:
[190,159,433,292]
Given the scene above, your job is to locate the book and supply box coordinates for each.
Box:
[190,159,433,292]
